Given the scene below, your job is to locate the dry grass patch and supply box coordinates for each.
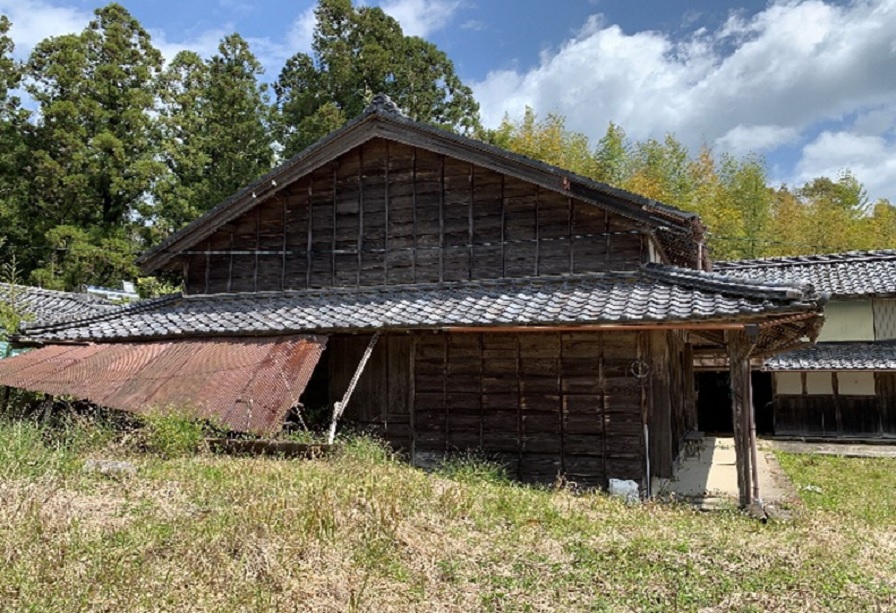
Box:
[0,418,894,611]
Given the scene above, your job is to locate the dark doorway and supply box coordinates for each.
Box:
[696,371,732,434]
[752,372,774,434]
[696,371,775,435]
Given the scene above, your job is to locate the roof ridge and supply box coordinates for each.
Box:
[21,292,181,334]
[644,263,817,302]
[715,250,896,269]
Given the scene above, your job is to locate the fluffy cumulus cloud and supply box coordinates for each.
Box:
[0,0,91,55]
[379,0,461,37]
[472,0,896,200]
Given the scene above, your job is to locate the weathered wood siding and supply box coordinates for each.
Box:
[773,371,896,437]
[327,334,413,449]
[412,331,647,487]
[648,331,697,478]
[179,138,644,295]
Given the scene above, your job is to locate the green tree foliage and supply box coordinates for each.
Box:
[0,16,30,269]
[491,111,895,261]
[22,3,162,288]
[150,50,213,239]
[489,108,598,177]
[274,0,480,157]
[204,34,273,207]
[149,36,273,241]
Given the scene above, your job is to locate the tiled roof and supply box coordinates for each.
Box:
[714,250,896,297]
[764,342,896,371]
[0,283,117,326]
[19,264,822,343]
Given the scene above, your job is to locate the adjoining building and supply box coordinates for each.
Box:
[0,96,825,504]
[0,283,116,357]
[715,251,896,439]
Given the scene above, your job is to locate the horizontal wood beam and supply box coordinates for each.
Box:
[444,322,768,334]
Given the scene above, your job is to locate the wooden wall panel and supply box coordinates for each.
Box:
[407,330,646,487]
[772,370,896,438]
[180,138,646,294]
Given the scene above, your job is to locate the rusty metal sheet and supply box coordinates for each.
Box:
[0,335,327,434]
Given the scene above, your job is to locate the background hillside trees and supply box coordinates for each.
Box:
[273,0,480,157]
[0,1,893,291]
[490,109,896,261]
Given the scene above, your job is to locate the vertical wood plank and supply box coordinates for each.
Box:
[468,163,474,280]
[535,186,541,276]
[558,331,565,475]
[357,147,364,287]
[568,196,574,274]
[516,334,523,479]
[253,207,259,292]
[305,183,313,289]
[478,333,484,448]
[412,148,418,283]
[409,336,417,464]
[439,155,445,283]
[443,333,449,453]
[227,232,234,293]
[500,175,506,278]
[648,331,673,479]
[384,141,390,284]
[331,167,337,287]
[727,330,754,508]
[832,371,842,436]
[281,195,287,291]
[604,210,611,270]
[599,333,607,482]
[204,239,210,294]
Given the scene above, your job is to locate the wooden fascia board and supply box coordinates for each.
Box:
[373,122,685,232]
[139,120,381,273]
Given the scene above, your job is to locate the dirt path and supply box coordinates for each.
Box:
[654,436,797,507]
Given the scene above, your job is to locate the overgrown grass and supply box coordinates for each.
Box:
[776,452,896,527]
[0,417,893,612]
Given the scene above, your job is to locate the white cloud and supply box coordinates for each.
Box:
[795,128,896,201]
[473,0,896,201]
[0,0,91,57]
[150,27,232,64]
[715,124,799,155]
[379,0,461,37]
[287,5,317,54]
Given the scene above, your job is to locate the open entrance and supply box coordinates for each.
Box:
[695,371,774,435]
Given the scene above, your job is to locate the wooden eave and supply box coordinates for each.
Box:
[139,110,697,274]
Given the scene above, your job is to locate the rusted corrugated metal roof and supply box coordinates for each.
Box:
[0,335,326,434]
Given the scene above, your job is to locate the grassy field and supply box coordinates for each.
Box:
[0,416,894,612]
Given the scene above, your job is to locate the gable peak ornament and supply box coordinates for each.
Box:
[365,93,406,117]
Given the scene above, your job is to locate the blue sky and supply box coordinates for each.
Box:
[3,0,896,202]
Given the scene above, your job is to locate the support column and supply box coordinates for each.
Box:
[727,330,755,508]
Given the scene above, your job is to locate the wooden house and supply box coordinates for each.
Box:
[716,252,896,439]
[0,96,825,504]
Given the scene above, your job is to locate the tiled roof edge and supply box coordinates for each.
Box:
[715,250,896,270]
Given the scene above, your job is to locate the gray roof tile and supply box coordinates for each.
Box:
[764,342,896,371]
[19,264,822,343]
[715,250,896,297]
[0,283,117,326]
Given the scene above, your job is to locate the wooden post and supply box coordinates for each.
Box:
[648,330,672,479]
[727,330,756,508]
